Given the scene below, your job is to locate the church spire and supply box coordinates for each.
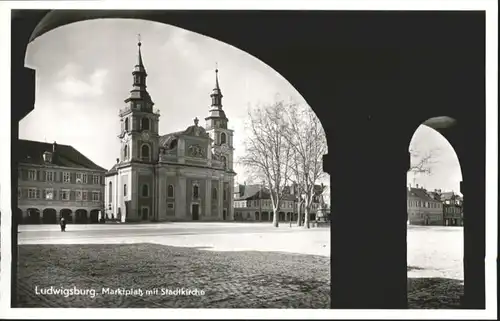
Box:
[205,64,228,128]
[210,64,223,108]
[124,35,153,111]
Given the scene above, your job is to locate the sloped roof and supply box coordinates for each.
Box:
[407,187,439,202]
[17,139,106,171]
[234,184,298,201]
[159,131,183,148]
[106,163,119,175]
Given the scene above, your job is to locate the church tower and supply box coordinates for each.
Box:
[118,37,160,164]
[205,67,234,171]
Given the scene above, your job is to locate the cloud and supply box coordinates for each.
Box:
[55,64,108,98]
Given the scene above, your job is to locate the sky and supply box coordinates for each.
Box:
[20,18,461,193]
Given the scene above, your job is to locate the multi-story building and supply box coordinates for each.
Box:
[407,185,443,225]
[440,191,463,226]
[17,140,106,224]
[105,39,236,222]
[233,183,324,222]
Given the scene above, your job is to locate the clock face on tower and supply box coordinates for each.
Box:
[142,131,150,141]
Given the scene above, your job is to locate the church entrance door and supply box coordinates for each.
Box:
[192,204,199,221]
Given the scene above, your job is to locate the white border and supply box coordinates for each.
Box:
[0,0,497,320]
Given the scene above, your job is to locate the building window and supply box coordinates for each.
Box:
[60,190,70,201]
[193,184,200,199]
[92,191,100,202]
[141,117,150,131]
[46,171,54,182]
[223,189,227,201]
[141,144,150,161]
[82,191,88,201]
[63,172,71,183]
[28,170,37,181]
[167,203,174,209]
[124,145,128,160]
[212,187,218,200]
[221,156,227,169]
[82,173,88,183]
[220,132,227,144]
[142,184,149,198]
[124,184,127,197]
[28,188,37,199]
[167,184,174,198]
[75,190,83,201]
[93,175,100,185]
[124,117,129,131]
[45,188,54,200]
[76,173,83,184]
[108,182,113,203]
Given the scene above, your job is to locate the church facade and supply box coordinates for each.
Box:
[105,40,236,222]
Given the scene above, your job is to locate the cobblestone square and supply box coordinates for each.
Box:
[17,243,330,308]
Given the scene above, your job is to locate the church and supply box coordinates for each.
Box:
[105,39,236,222]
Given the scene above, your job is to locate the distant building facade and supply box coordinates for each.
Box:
[407,185,443,225]
[105,40,236,222]
[17,140,106,224]
[233,183,324,222]
[441,191,463,226]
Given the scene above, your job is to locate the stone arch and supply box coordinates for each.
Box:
[75,209,88,224]
[42,208,57,224]
[26,208,41,224]
[17,11,486,309]
[90,209,100,223]
[60,208,73,223]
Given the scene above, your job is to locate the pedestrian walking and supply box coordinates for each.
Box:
[60,217,66,232]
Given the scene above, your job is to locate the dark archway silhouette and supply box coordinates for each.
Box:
[42,208,57,224]
[11,10,486,310]
[60,209,73,223]
[90,209,100,223]
[75,209,88,224]
[26,208,41,224]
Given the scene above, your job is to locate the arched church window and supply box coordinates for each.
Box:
[108,182,113,203]
[220,132,227,144]
[167,184,174,198]
[141,144,150,161]
[124,145,128,160]
[142,184,149,197]
[124,117,129,131]
[141,117,150,131]
[193,184,199,199]
[212,187,218,200]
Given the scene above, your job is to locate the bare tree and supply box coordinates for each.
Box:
[239,101,293,227]
[284,101,328,229]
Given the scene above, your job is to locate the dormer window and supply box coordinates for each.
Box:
[43,151,53,163]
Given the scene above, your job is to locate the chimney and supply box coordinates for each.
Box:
[43,151,53,163]
[52,141,57,153]
[416,184,419,188]
[116,158,119,164]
